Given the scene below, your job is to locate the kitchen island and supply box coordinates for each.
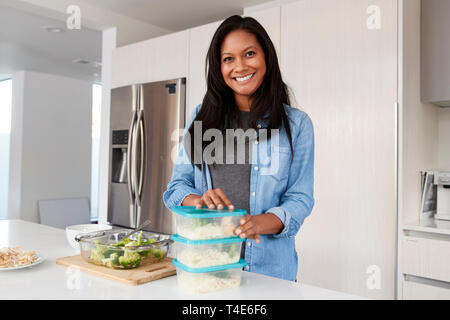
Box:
[0,220,364,300]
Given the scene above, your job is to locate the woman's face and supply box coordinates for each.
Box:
[220,29,266,105]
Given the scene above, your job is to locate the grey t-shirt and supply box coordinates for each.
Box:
[208,110,252,259]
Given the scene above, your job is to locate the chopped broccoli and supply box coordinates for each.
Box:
[89,240,108,264]
[88,233,161,268]
[125,240,139,247]
[111,237,132,247]
[143,238,156,245]
[149,248,164,259]
[102,252,120,268]
[118,250,141,268]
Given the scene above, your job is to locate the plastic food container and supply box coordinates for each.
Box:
[170,206,247,240]
[172,258,246,294]
[75,229,173,269]
[171,234,245,268]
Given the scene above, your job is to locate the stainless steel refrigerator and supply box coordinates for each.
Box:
[108,78,186,234]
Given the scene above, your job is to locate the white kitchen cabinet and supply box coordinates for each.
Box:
[280,0,398,299]
[397,0,450,300]
[402,234,450,283]
[421,0,450,106]
[403,278,450,300]
[111,30,189,89]
[186,20,222,119]
[244,6,281,58]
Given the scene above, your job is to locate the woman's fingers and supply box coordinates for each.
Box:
[235,215,259,239]
[214,188,234,210]
[194,197,205,209]
[201,192,215,209]
[199,189,234,210]
[206,189,225,209]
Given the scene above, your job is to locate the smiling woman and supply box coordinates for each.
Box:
[0,79,12,220]
[164,15,315,282]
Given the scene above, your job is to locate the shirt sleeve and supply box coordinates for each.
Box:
[267,113,315,238]
[163,104,203,209]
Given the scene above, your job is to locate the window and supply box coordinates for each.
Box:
[91,83,102,221]
[0,79,12,220]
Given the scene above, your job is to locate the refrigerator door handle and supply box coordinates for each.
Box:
[134,83,145,227]
[127,110,137,204]
[134,109,145,207]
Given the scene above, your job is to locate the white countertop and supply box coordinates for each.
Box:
[0,220,363,300]
[403,217,450,235]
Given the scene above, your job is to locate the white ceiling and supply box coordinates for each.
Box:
[82,0,272,31]
[0,4,102,82]
[0,0,276,82]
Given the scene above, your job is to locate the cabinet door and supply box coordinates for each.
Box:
[112,30,189,89]
[281,0,398,299]
[403,236,450,283]
[187,20,222,119]
[244,6,281,58]
[403,280,450,300]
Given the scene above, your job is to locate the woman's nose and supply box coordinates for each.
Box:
[234,58,248,72]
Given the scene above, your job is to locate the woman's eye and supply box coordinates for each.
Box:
[223,57,233,62]
[246,51,256,57]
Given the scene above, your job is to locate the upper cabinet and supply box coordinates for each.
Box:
[421,0,450,107]
[244,6,281,57]
[111,30,189,89]
[187,20,222,119]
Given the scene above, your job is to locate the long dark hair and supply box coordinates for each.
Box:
[187,15,293,167]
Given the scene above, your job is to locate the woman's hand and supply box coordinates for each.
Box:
[182,188,234,210]
[234,213,284,244]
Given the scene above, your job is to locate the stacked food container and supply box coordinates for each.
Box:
[170,206,247,294]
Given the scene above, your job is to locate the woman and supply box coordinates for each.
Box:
[163,15,314,282]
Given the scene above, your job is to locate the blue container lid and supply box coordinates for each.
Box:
[171,234,245,244]
[170,206,247,218]
[172,258,247,273]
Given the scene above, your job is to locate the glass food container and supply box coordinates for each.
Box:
[170,206,247,240]
[172,258,247,294]
[75,229,173,269]
[171,234,245,268]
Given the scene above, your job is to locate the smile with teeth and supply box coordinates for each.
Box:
[234,73,255,82]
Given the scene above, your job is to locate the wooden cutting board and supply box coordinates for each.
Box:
[56,254,176,286]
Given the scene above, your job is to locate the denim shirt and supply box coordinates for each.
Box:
[163,103,315,281]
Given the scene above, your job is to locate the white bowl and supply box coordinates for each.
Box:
[65,224,113,249]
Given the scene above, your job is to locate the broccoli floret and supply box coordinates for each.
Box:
[89,240,107,263]
[138,231,143,245]
[111,237,132,247]
[102,252,120,268]
[149,248,165,259]
[125,240,139,247]
[143,238,156,245]
[118,250,141,268]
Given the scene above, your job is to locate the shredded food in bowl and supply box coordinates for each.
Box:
[0,247,36,268]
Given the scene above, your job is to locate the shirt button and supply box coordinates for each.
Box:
[257,124,262,129]
[247,242,251,247]
[245,265,250,270]
[252,192,256,197]
[254,166,258,171]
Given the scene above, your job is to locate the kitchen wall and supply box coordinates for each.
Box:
[438,108,450,170]
[8,70,92,223]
